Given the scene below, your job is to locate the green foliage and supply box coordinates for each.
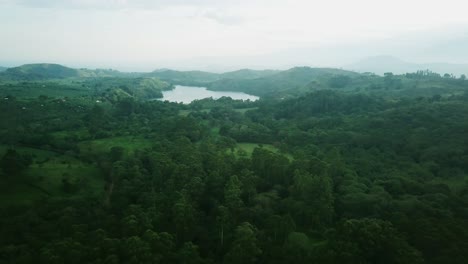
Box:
[327,218,424,263]
[224,222,262,264]
[0,149,32,177]
[0,69,468,264]
[208,67,358,97]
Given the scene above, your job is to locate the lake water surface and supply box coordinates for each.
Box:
[159,85,259,104]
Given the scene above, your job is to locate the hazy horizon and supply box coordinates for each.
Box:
[1,0,468,71]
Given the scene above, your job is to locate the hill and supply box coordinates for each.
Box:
[207,67,359,97]
[1,64,468,264]
[0,66,7,72]
[346,56,468,76]
[83,77,172,101]
[0,64,143,80]
[145,68,280,84]
[145,69,219,83]
[1,63,80,80]
[220,69,279,79]
[78,68,143,78]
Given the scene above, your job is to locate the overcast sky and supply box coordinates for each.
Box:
[1,0,468,71]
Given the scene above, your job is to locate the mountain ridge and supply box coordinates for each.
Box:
[345,55,468,76]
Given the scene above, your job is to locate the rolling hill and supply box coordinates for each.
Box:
[0,63,142,80]
[1,63,80,80]
[145,69,219,83]
[207,67,359,97]
[346,56,468,76]
[145,68,280,84]
[220,69,280,79]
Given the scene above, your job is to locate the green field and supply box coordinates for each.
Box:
[0,81,91,98]
[51,129,90,140]
[230,142,292,160]
[0,145,58,160]
[0,145,104,207]
[178,109,211,116]
[0,179,46,207]
[78,136,154,155]
[26,160,103,195]
[233,107,258,113]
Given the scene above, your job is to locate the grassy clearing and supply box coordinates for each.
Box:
[0,147,104,207]
[78,136,153,155]
[26,159,103,196]
[235,143,279,155]
[0,81,90,98]
[430,175,467,192]
[233,107,258,114]
[178,110,192,117]
[51,129,90,140]
[0,179,46,207]
[0,145,58,160]
[179,109,211,116]
[230,142,293,160]
[210,126,220,137]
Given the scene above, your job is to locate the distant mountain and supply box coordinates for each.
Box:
[346,56,468,76]
[145,69,219,83]
[0,63,282,83]
[220,69,280,79]
[78,68,143,78]
[0,63,144,80]
[85,77,172,101]
[1,63,80,80]
[207,67,358,97]
[145,68,281,84]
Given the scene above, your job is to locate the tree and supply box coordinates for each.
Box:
[122,236,152,264]
[292,169,334,227]
[109,146,125,162]
[177,242,204,264]
[328,75,351,88]
[115,97,136,116]
[283,232,313,263]
[216,205,230,247]
[224,222,262,264]
[327,218,423,264]
[172,190,196,240]
[0,149,32,177]
[224,175,243,211]
[87,104,106,136]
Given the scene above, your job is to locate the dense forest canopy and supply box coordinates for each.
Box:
[0,65,467,264]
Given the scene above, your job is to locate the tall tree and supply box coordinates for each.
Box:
[224,222,262,264]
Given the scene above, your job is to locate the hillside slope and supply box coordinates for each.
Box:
[1,64,80,80]
[207,67,359,97]
[346,56,468,76]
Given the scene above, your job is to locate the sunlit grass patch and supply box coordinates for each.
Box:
[78,136,153,155]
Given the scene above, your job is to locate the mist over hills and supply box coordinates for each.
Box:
[2,56,467,101]
[3,51,468,82]
[0,63,145,80]
[345,56,468,76]
[2,63,81,80]
[0,64,283,82]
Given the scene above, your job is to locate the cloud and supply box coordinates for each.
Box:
[1,0,235,10]
[199,10,244,26]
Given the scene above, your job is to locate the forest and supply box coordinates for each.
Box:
[0,64,467,264]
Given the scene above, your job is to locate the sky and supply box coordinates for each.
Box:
[1,0,468,71]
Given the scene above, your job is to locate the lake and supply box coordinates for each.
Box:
[158,85,259,104]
